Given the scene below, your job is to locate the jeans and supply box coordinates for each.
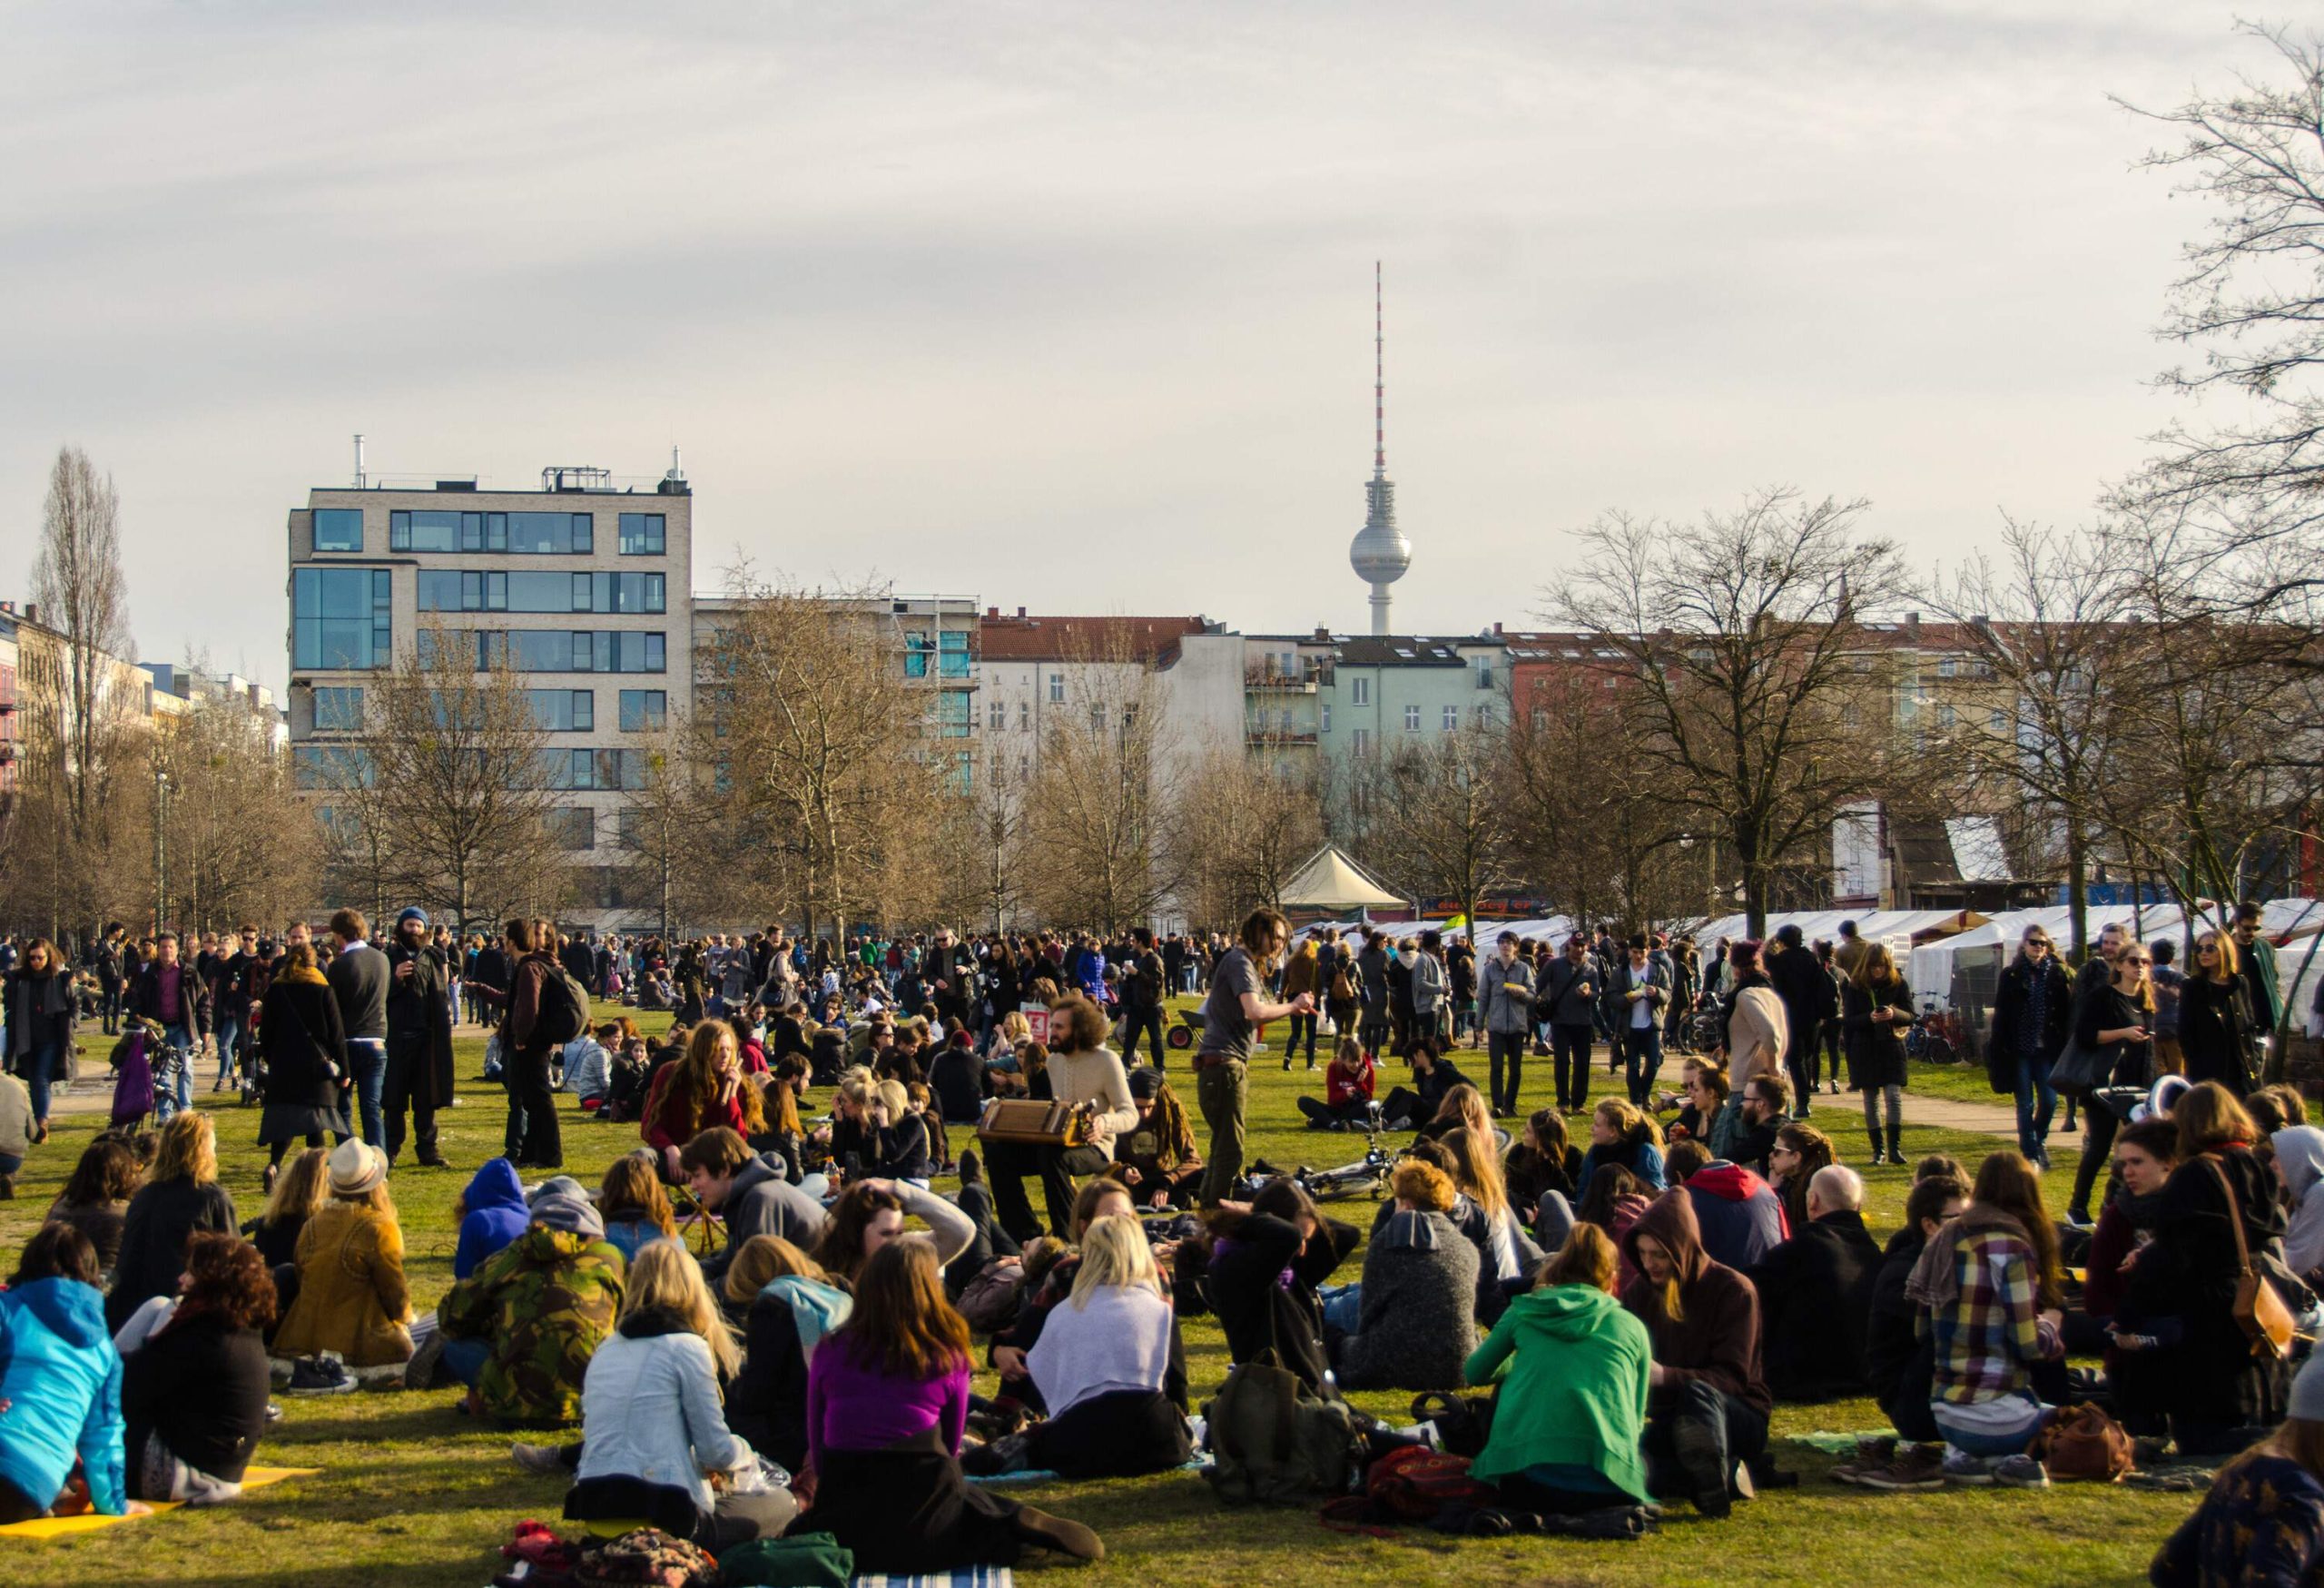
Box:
[2014,1051,2056,1162]
[1621,1024,1662,1108]
[102,985,123,1035]
[1320,1282,1364,1336]
[1488,1029,1527,1114]
[505,1046,563,1167]
[987,1140,1111,1239]
[1284,1011,1319,1065]
[158,1023,195,1125]
[1196,1058,1247,1207]
[213,1015,242,1086]
[1932,1393,2044,1458]
[1118,1006,1167,1070]
[442,1336,491,1387]
[1298,1094,1371,1129]
[1551,1023,1594,1111]
[15,1038,64,1127]
[0,1151,20,1179]
[347,1038,388,1150]
[1642,1379,1769,1508]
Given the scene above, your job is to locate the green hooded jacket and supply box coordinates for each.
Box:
[1462,1281,1653,1500]
[438,1225,625,1426]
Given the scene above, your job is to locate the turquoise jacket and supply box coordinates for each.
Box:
[0,1277,127,1514]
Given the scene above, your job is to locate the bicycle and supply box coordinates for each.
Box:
[1903,1000,1956,1063]
[1237,1104,1403,1203]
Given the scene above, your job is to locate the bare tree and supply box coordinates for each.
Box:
[1353,725,1510,949]
[1168,745,1324,927]
[1925,520,2137,958]
[1498,670,1698,934]
[695,575,946,945]
[354,622,567,935]
[613,719,740,942]
[157,688,318,932]
[1544,488,1909,937]
[16,445,143,935]
[2114,24,2324,660]
[1017,633,1177,934]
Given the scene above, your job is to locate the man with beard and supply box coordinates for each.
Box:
[385,907,456,1169]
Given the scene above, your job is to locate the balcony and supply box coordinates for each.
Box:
[1245,660,1331,690]
[1246,728,1319,746]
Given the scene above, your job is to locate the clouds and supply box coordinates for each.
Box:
[0,1,2259,683]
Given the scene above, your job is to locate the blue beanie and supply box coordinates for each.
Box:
[398,907,428,929]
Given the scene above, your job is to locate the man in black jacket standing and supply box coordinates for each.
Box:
[327,909,390,1151]
[921,925,974,1031]
[1534,936,1600,1114]
[1767,924,1834,1120]
[385,907,455,1170]
[1119,927,1168,1071]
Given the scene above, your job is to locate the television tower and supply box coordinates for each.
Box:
[1348,261,1411,636]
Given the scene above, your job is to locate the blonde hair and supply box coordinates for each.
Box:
[999,1010,1030,1045]
[838,1067,877,1115]
[1068,1215,1160,1308]
[876,1079,912,1122]
[1443,1125,1511,1224]
[153,1111,217,1185]
[261,1146,330,1227]
[724,1234,792,1302]
[623,1241,741,1382]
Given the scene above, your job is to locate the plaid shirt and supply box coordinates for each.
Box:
[1927,1228,2045,1405]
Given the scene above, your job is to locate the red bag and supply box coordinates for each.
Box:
[1363,1446,1496,1521]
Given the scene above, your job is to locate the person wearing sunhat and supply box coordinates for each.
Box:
[270,1139,416,1383]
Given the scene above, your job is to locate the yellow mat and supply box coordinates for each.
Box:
[0,1466,320,1540]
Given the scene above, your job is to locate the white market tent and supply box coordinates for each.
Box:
[1277,846,1408,913]
[1905,899,2322,1013]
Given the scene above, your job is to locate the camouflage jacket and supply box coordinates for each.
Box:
[438,1224,625,1426]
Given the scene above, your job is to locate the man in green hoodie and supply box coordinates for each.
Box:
[1463,1223,1654,1510]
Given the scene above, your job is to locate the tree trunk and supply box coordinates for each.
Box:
[2065,827,2091,962]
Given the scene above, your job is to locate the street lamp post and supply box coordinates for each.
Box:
[153,765,171,932]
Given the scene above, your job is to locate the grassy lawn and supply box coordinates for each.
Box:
[0,1001,2188,1586]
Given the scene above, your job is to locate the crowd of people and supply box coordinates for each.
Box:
[1,901,2322,1581]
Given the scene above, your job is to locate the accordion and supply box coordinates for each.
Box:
[975,1097,1089,1148]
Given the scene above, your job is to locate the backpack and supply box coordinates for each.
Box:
[716,1532,852,1588]
[1329,965,1357,1006]
[1201,1350,1363,1506]
[956,1258,1032,1333]
[537,962,591,1047]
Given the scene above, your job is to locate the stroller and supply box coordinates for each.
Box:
[109,1019,194,1129]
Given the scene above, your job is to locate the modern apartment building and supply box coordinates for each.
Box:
[285,462,694,929]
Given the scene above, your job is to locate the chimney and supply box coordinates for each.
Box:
[1492,621,1503,636]
[986,606,999,618]
[1905,611,1921,639]
[1015,607,1026,619]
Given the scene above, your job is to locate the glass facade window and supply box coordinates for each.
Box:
[618,513,665,555]
[312,508,364,552]
[476,630,666,674]
[940,630,970,678]
[313,686,364,732]
[293,567,392,670]
[548,807,596,850]
[507,631,576,672]
[905,633,932,678]
[391,509,591,554]
[938,692,972,739]
[293,745,374,789]
[527,689,593,732]
[618,689,666,731]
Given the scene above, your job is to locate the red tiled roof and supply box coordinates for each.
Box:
[976,615,1208,663]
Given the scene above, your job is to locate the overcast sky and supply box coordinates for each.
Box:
[0,2,2276,688]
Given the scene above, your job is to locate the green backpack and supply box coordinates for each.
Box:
[1201,1350,1363,1506]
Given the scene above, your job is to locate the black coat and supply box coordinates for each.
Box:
[259,975,347,1110]
[385,941,457,1110]
[2178,974,2256,1095]
[1767,946,1831,1061]
[123,1308,272,1488]
[2118,1147,2289,1429]
[1205,1211,1359,1395]
[1748,1208,1884,1402]
[1988,954,2073,1069]
[4,967,74,1060]
[730,1291,817,1470]
[108,1176,239,1332]
[1840,977,1911,1090]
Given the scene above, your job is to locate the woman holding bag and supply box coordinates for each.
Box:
[1842,942,1914,1166]
[2063,941,2158,1228]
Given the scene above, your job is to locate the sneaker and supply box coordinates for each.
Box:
[1941,1448,1996,1486]
[1857,1445,1947,1492]
[1829,1443,1895,1486]
[510,1442,566,1475]
[2063,1208,2093,1228]
[404,1330,448,1391]
[1729,1460,1757,1503]
[1992,1455,2050,1490]
[287,1356,359,1396]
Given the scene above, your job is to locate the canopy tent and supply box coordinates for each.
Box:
[1277,846,1408,912]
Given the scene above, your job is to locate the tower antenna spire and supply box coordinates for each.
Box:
[1374,260,1385,473]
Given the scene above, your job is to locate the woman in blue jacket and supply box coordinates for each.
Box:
[0,1223,130,1521]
